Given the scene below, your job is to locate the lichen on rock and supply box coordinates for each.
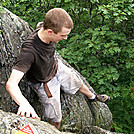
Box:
[0,6,113,133]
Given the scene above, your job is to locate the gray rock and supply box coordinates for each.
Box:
[78,126,124,134]
[0,110,122,134]
[0,109,73,134]
[0,6,113,133]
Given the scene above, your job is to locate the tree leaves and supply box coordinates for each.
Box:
[3,0,134,133]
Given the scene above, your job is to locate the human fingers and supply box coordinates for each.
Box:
[17,106,40,120]
[36,22,43,28]
[17,108,21,115]
[25,111,30,118]
[35,114,41,120]
[17,106,22,115]
[17,107,25,117]
[20,111,25,117]
[31,111,40,120]
[24,107,40,120]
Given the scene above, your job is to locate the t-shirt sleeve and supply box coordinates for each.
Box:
[14,50,35,73]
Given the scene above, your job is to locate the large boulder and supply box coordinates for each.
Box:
[0,110,121,134]
[0,6,113,133]
[0,109,73,134]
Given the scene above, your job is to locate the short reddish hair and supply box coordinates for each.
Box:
[43,8,73,34]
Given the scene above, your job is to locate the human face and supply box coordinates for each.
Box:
[50,27,71,43]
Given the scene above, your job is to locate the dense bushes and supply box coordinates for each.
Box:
[2,0,134,133]
[109,84,134,133]
[58,24,134,134]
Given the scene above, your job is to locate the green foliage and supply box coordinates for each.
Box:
[2,0,134,133]
[58,1,134,133]
[2,0,57,28]
[109,83,134,133]
[0,6,4,13]
[59,25,133,95]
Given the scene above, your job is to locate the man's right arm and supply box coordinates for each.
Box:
[6,69,40,119]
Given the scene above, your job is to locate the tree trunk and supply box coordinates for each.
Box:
[0,7,113,132]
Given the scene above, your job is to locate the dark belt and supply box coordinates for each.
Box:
[44,83,53,98]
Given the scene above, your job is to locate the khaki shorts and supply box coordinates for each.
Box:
[30,59,83,122]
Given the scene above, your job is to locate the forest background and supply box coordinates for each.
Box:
[1,0,134,133]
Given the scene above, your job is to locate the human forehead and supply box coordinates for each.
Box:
[58,27,71,35]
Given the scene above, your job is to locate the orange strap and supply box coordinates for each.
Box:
[44,83,53,98]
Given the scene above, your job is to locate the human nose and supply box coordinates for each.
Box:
[62,35,67,40]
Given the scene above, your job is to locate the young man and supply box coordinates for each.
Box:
[6,8,110,130]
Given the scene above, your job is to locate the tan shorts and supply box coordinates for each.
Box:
[30,59,83,122]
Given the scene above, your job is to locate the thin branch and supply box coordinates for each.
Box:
[39,0,42,11]
[88,0,93,26]
[71,9,88,29]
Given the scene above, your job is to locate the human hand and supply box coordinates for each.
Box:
[36,22,43,28]
[17,104,40,120]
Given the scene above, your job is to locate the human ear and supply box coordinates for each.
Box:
[47,29,53,34]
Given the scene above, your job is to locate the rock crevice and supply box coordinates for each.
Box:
[0,6,113,133]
